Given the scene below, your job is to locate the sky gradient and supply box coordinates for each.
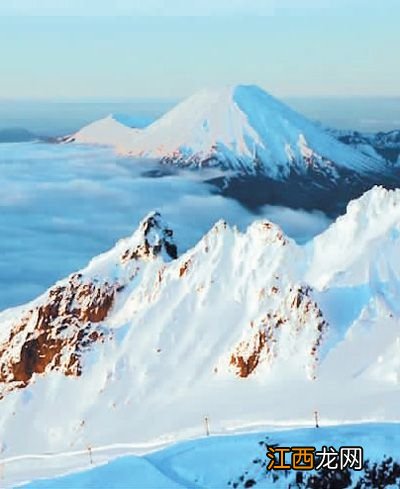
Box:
[0,1,398,99]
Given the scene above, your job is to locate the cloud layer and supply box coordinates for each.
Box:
[0,141,331,311]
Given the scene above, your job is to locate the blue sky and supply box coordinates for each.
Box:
[0,0,399,99]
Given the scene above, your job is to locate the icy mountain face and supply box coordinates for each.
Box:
[3,187,400,457]
[123,85,381,179]
[228,283,325,379]
[111,113,154,129]
[0,274,115,397]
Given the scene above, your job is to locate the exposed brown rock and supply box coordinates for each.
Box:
[259,222,287,245]
[230,330,267,378]
[229,284,327,379]
[0,274,115,397]
[121,241,152,262]
[179,259,192,278]
[157,267,166,283]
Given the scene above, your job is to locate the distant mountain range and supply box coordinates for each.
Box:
[0,127,39,143]
[331,128,400,163]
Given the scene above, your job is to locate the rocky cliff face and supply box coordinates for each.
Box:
[0,275,115,396]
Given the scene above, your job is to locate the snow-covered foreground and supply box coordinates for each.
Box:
[16,424,400,488]
[1,186,400,463]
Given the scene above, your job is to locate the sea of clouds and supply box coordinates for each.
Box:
[0,141,331,310]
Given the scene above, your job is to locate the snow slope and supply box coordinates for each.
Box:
[2,187,400,478]
[66,85,382,179]
[307,185,400,288]
[18,424,400,489]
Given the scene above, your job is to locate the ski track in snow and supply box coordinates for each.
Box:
[13,423,400,489]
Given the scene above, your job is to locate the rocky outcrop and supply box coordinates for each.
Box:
[121,212,177,262]
[0,274,115,397]
[0,212,179,398]
[230,285,327,379]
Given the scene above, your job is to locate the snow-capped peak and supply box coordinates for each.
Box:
[62,114,140,149]
[122,84,381,178]
[82,211,178,281]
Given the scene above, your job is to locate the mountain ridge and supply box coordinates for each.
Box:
[2,187,400,458]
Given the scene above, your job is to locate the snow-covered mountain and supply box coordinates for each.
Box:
[0,127,38,143]
[2,186,400,463]
[123,85,383,178]
[61,114,140,149]
[65,85,384,180]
